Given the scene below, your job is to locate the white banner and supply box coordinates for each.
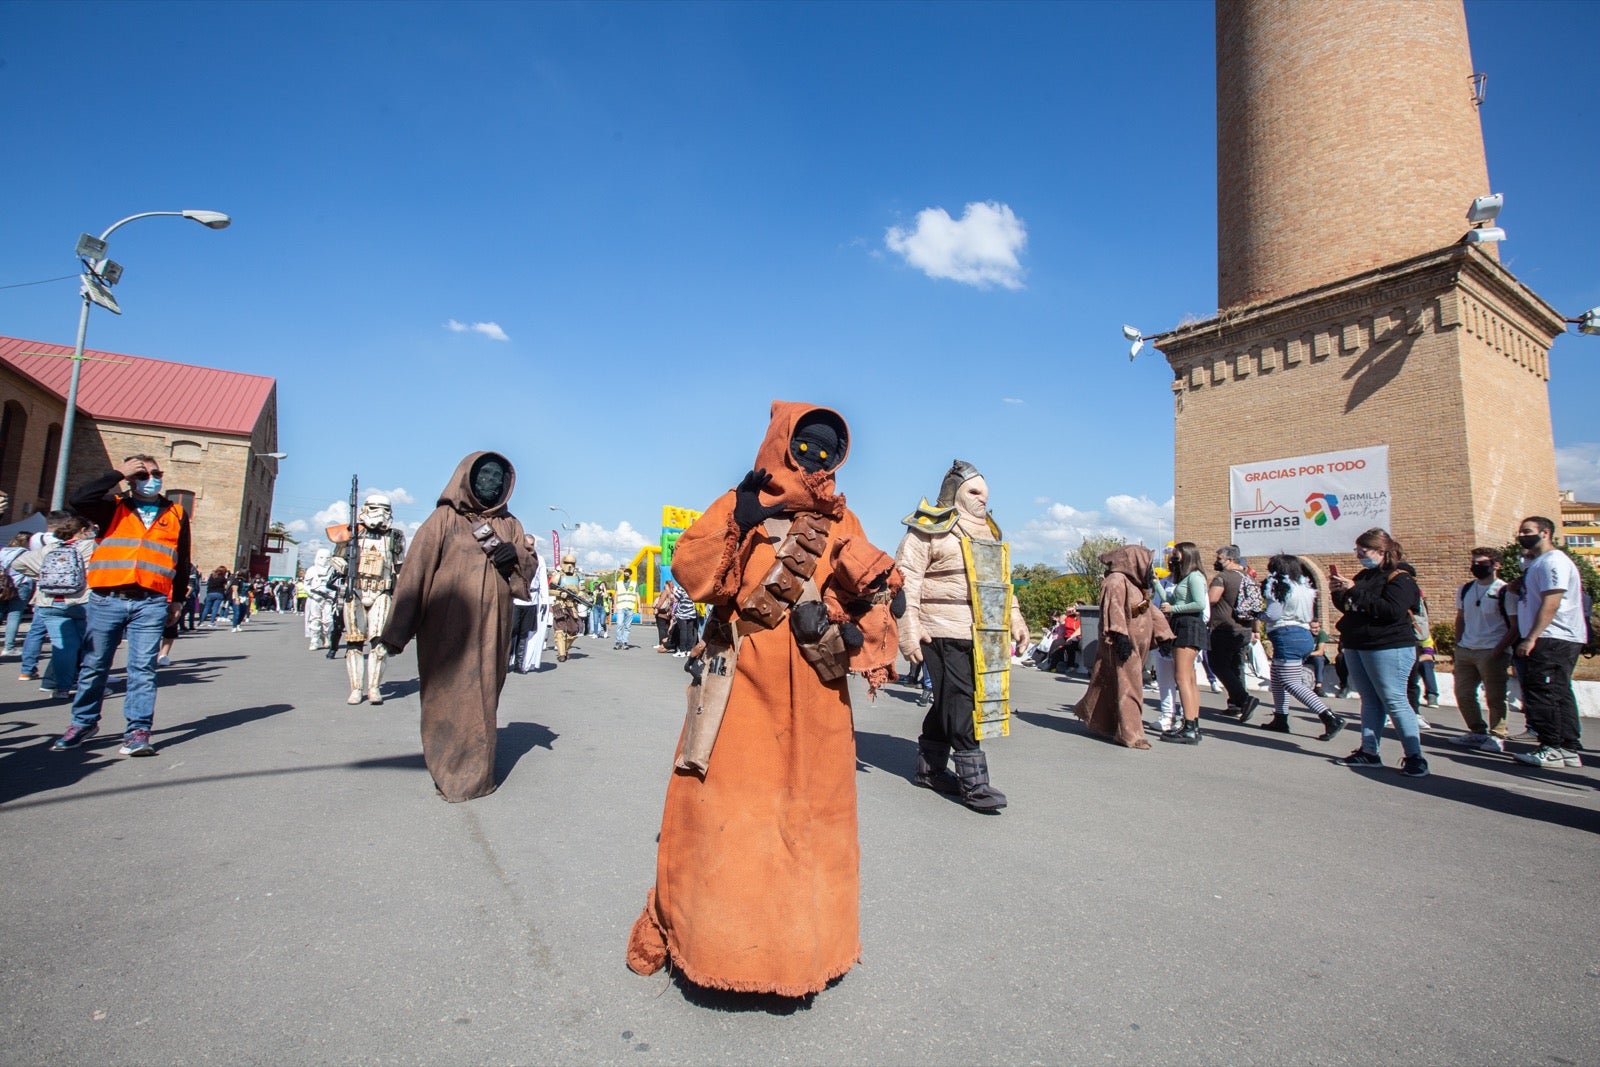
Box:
[1228,446,1390,555]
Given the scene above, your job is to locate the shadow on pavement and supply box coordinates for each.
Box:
[665,967,831,1015]
[0,702,297,806]
[1362,756,1600,834]
[853,729,917,781]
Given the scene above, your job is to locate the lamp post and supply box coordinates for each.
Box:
[547,505,574,530]
[50,209,231,510]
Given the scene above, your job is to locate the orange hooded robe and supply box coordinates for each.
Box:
[626,400,899,996]
[1075,544,1173,749]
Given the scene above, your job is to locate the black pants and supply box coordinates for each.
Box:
[1516,638,1583,749]
[655,616,672,647]
[921,637,978,752]
[1208,626,1252,708]
[671,616,699,652]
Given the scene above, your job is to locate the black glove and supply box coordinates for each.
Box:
[790,600,830,642]
[380,640,404,657]
[890,588,906,619]
[685,656,704,684]
[733,468,784,532]
[1112,632,1134,664]
[1156,637,1176,656]
[839,620,864,650]
[489,540,518,577]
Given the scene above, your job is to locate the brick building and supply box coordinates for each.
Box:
[1560,491,1600,566]
[1152,0,1565,603]
[0,335,279,576]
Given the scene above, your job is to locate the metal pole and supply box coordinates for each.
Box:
[49,292,93,511]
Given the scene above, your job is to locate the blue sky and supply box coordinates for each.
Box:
[2,0,1596,570]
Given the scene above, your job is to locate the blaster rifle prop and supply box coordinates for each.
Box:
[343,474,360,618]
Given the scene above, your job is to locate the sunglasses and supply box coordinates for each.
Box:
[131,469,165,480]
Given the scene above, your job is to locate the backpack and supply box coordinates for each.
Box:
[1232,572,1266,624]
[38,542,87,598]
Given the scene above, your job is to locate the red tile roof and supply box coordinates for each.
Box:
[0,335,274,438]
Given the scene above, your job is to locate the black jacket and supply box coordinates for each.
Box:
[1334,566,1419,651]
[70,469,193,603]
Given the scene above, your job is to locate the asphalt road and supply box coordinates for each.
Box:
[2,613,1596,1066]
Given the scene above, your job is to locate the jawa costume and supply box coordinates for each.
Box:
[896,460,1029,811]
[384,452,532,802]
[1075,545,1175,749]
[550,553,588,662]
[627,400,903,997]
[327,493,406,705]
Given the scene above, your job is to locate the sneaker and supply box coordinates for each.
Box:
[50,723,99,750]
[1208,680,1221,694]
[1156,716,1176,734]
[1400,754,1430,777]
[1333,748,1385,769]
[1449,732,1491,747]
[1508,728,1538,742]
[1415,714,1432,730]
[1333,687,1349,699]
[157,655,171,667]
[50,689,73,699]
[1514,746,1571,769]
[1476,736,1505,754]
[1559,748,1583,768]
[1237,695,1261,726]
[18,672,38,682]
[118,729,156,757]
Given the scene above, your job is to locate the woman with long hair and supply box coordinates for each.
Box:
[1260,554,1344,740]
[1328,528,1427,776]
[1158,542,1207,744]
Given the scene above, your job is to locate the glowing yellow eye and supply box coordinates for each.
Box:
[819,450,827,459]
[799,443,808,452]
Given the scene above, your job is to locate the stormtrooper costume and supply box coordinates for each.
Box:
[339,494,407,706]
[511,544,549,673]
[303,549,338,650]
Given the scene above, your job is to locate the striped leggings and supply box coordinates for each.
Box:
[1270,659,1329,717]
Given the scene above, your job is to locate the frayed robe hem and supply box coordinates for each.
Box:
[625,891,860,997]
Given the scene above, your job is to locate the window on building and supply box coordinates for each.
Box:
[1565,535,1595,548]
[0,399,28,509]
[168,489,196,520]
[37,424,61,503]
[170,440,204,463]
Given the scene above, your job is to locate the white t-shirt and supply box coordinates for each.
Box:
[1455,577,1509,650]
[1517,550,1587,645]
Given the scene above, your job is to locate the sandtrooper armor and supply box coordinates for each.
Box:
[303,549,338,650]
[338,494,407,705]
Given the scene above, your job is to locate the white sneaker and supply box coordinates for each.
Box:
[1415,715,1432,730]
[1208,681,1221,693]
[1449,732,1490,747]
[156,655,171,667]
[1476,736,1505,754]
[1514,745,1578,769]
[1156,716,1176,734]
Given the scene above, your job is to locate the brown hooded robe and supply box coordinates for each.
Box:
[1075,545,1174,749]
[626,400,899,996]
[385,451,532,802]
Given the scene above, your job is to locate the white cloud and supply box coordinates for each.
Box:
[369,486,416,506]
[445,319,510,342]
[1556,442,1600,500]
[312,500,349,527]
[539,520,650,571]
[884,200,1027,290]
[1009,495,1175,564]
[284,518,309,534]
[1003,397,1024,405]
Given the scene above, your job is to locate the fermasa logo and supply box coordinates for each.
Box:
[1304,492,1341,525]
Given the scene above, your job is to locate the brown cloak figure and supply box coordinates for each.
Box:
[384,451,532,801]
[1075,544,1174,749]
[626,400,901,997]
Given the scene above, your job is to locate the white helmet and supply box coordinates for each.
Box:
[360,493,393,528]
[314,548,331,566]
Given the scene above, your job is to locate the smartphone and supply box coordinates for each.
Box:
[1328,563,1339,577]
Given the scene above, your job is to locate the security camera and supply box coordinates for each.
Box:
[1467,193,1503,224]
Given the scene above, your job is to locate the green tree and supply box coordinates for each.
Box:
[1063,534,1126,604]
[1015,573,1099,630]
[1497,542,1599,644]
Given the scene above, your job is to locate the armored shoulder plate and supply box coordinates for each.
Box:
[901,498,958,535]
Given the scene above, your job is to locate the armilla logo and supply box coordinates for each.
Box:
[1304,492,1341,525]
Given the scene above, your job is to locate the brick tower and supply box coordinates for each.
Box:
[1154,0,1566,603]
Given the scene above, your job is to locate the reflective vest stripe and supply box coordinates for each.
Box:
[85,502,184,597]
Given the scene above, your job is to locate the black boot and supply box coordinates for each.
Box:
[324,645,338,660]
[951,750,1007,811]
[1160,717,1202,744]
[1317,710,1345,742]
[913,740,960,796]
[1236,695,1261,725]
[1261,712,1291,733]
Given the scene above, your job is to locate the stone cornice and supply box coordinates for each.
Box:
[1153,244,1566,364]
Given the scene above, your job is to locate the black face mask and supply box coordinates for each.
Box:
[1213,561,1226,573]
[1517,533,1542,551]
[789,413,846,473]
[471,456,507,508]
[1471,561,1494,579]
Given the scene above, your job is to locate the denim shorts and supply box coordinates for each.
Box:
[1269,624,1315,663]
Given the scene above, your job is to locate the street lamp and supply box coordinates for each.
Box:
[548,504,574,530]
[50,209,232,509]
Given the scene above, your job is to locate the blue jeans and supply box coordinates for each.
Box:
[590,603,606,636]
[201,591,225,623]
[614,609,632,646]
[20,605,48,674]
[36,603,87,692]
[1343,645,1420,758]
[2,593,29,650]
[70,593,169,733]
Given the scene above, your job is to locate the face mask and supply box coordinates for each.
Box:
[1213,561,1226,573]
[1359,556,1381,570]
[1471,561,1494,579]
[471,459,506,507]
[1517,533,1542,551]
[135,477,162,498]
